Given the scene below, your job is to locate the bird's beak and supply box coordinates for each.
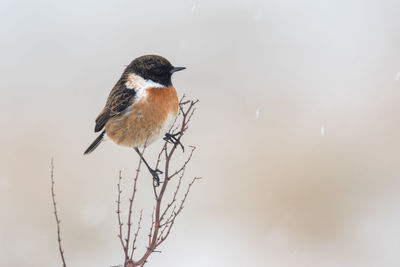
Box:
[170,66,186,74]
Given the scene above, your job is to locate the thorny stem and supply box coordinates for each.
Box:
[130,209,143,259]
[148,207,155,247]
[50,158,67,267]
[157,176,200,246]
[160,167,186,223]
[126,96,200,266]
[117,171,126,259]
[125,146,145,264]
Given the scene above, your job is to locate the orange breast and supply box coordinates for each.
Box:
[105,86,178,147]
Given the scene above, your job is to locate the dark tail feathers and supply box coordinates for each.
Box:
[84,130,105,155]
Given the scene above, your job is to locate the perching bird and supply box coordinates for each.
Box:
[84,55,185,184]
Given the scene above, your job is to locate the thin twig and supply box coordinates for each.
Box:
[130,209,143,259]
[156,177,201,246]
[125,146,145,265]
[50,158,67,267]
[116,171,126,258]
[168,146,196,180]
[148,207,155,247]
[160,168,186,223]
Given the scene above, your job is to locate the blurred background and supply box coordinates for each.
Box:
[1,0,400,266]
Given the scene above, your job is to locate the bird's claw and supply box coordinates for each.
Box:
[164,132,184,152]
[150,168,163,186]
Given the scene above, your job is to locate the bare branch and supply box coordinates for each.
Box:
[148,207,155,247]
[168,146,196,180]
[116,171,126,258]
[160,205,177,228]
[130,209,143,259]
[50,158,67,267]
[125,146,145,263]
[127,98,199,266]
[156,177,201,246]
[160,168,186,223]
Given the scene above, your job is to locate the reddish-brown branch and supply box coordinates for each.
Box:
[160,205,177,228]
[125,98,199,266]
[168,146,196,180]
[130,209,143,259]
[153,142,167,199]
[157,176,201,246]
[148,207,155,248]
[160,167,186,223]
[125,146,145,265]
[175,177,201,220]
[50,158,67,267]
[116,171,127,259]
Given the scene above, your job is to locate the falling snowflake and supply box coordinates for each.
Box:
[396,72,400,81]
[191,4,196,13]
[255,108,260,120]
[321,126,325,136]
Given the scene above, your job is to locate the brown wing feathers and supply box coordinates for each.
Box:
[84,83,136,154]
[94,88,136,132]
[94,110,110,132]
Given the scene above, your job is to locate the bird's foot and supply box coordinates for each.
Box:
[164,132,184,152]
[149,168,163,186]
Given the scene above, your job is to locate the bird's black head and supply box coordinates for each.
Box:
[125,55,185,87]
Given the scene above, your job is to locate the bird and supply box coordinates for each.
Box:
[84,55,186,185]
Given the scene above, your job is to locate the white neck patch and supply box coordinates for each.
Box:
[124,73,165,109]
[125,73,164,90]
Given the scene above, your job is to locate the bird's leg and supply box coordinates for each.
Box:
[134,147,163,186]
[163,132,184,152]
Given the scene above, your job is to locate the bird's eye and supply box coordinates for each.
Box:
[154,68,163,75]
